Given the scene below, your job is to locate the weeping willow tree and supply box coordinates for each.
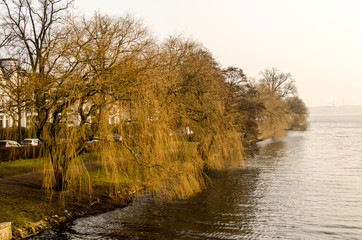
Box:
[90,36,246,199]
[222,66,264,147]
[255,84,290,139]
[256,68,308,139]
[158,37,244,170]
[42,18,246,198]
[2,2,246,199]
[38,13,153,192]
[34,13,219,198]
[286,96,309,130]
[0,0,308,201]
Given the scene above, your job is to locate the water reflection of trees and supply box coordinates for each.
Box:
[49,140,289,239]
[119,168,262,239]
[131,139,288,239]
[45,168,261,240]
[258,139,286,159]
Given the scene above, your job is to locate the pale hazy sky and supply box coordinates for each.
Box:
[75,0,362,107]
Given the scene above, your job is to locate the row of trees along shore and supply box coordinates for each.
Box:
[0,0,308,199]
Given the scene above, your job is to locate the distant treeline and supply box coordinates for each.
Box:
[0,0,308,198]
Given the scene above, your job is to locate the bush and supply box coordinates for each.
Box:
[0,145,45,163]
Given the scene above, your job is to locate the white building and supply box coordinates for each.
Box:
[0,58,131,129]
[0,58,28,128]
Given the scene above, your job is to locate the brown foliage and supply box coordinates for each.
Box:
[0,2,308,200]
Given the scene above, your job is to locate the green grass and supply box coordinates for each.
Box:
[0,152,104,236]
[0,153,98,178]
[88,168,130,186]
[0,158,47,178]
[0,144,198,237]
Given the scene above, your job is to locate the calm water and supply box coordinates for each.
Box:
[38,114,362,239]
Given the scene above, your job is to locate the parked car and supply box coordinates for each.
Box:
[21,138,41,146]
[86,137,99,144]
[0,140,21,147]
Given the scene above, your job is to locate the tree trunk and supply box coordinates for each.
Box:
[51,154,69,191]
[17,108,22,143]
[54,170,67,191]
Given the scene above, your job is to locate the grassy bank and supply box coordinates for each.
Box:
[0,157,47,178]
[0,153,132,238]
[0,184,132,238]
[0,153,98,178]
[0,142,203,238]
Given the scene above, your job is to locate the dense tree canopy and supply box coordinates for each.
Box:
[0,1,308,198]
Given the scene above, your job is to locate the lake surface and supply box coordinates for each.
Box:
[37,114,362,239]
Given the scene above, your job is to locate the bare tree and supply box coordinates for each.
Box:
[259,67,297,99]
[0,27,13,52]
[0,0,73,131]
[259,68,308,133]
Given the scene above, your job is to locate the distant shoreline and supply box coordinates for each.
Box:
[308,105,362,115]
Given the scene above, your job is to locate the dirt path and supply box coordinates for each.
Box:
[0,171,44,190]
[0,161,101,193]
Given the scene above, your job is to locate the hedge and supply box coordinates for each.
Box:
[0,145,45,163]
[0,127,37,143]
